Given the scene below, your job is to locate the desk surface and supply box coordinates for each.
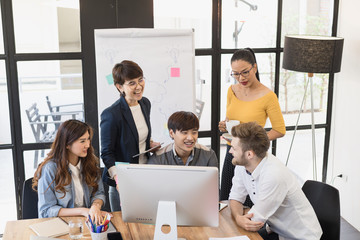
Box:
[3,207,262,240]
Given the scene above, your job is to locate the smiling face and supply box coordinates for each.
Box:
[67,131,90,164]
[170,128,198,158]
[117,76,145,106]
[231,60,257,88]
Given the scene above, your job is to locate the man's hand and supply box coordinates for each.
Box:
[235,213,264,232]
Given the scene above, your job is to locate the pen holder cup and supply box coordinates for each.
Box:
[90,229,108,240]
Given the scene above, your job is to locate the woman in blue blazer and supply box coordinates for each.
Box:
[100,60,159,211]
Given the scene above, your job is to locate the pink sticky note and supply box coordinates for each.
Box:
[171,68,180,77]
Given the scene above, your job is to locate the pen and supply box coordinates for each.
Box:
[85,220,92,232]
[103,219,110,226]
[101,214,107,225]
[88,215,95,232]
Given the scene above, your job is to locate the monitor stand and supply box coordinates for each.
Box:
[154,201,186,240]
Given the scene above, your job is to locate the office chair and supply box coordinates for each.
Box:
[195,99,205,120]
[22,177,38,219]
[302,180,340,240]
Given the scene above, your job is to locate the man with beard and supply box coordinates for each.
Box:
[228,121,322,240]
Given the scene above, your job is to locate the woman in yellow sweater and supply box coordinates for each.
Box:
[218,48,286,201]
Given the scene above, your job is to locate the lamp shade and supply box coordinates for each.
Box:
[283,35,344,73]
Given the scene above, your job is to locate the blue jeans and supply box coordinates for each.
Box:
[109,186,121,212]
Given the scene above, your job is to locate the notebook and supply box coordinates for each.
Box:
[29,218,69,237]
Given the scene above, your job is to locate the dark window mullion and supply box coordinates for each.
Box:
[270,0,284,155]
[211,0,222,156]
[2,0,25,219]
[13,52,83,61]
[322,0,340,182]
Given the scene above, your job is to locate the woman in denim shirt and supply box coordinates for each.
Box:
[33,120,110,224]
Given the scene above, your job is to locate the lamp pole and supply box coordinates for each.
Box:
[309,72,317,180]
[282,35,344,182]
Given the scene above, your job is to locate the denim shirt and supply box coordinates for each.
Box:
[37,160,106,218]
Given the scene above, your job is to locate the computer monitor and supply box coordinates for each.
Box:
[116,164,219,233]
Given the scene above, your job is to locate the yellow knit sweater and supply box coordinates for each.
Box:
[226,86,286,135]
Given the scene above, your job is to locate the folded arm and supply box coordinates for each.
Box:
[230,199,264,232]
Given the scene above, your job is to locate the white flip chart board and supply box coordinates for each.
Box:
[94,28,195,143]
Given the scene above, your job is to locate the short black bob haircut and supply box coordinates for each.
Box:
[168,111,199,132]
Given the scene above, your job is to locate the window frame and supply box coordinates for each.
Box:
[0,0,340,226]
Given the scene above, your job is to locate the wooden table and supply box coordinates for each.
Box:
[3,207,262,240]
[126,206,262,240]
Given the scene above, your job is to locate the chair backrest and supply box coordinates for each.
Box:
[22,173,110,219]
[302,180,340,240]
[22,177,38,219]
[195,99,205,119]
[25,103,48,142]
[46,96,84,122]
[46,95,62,123]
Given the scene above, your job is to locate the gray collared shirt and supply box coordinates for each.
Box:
[148,143,218,168]
[172,144,195,166]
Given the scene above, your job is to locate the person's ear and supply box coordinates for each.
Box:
[253,63,258,73]
[169,129,175,140]
[246,150,255,160]
[115,83,124,94]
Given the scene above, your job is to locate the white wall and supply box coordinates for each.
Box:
[328,0,360,231]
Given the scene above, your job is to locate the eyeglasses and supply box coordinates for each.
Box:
[123,77,146,88]
[230,65,254,79]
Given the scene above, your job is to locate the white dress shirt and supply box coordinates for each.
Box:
[69,161,84,207]
[130,104,148,164]
[229,153,322,240]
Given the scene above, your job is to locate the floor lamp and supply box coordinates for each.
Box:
[282,35,344,180]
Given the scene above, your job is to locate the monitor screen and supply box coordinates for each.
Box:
[116,164,219,227]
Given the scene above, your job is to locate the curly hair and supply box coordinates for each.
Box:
[231,121,270,159]
[32,120,100,198]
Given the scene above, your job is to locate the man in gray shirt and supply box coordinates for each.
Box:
[148,111,218,168]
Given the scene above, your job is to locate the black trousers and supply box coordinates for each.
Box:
[220,145,254,207]
[258,226,279,240]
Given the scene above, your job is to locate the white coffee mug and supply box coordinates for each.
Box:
[226,120,240,134]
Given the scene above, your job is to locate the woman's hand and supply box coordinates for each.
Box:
[87,207,113,226]
[88,204,109,225]
[149,141,161,153]
[218,120,227,132]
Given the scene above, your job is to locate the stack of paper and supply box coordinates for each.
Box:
[29,218,68,237]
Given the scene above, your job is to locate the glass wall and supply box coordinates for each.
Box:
[0,61,11,144]
[195,56,212,131]
[1,0,82,234]
[12,0,81,53]
[1,0,339,234]
[155,0,336,183]
[18,60,84,144]
[222,0,278,49]
[0,150,17,234]
[0,5,4,54]
[154,0,212,48]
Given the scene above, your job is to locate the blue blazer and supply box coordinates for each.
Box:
[100,96,152,186]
